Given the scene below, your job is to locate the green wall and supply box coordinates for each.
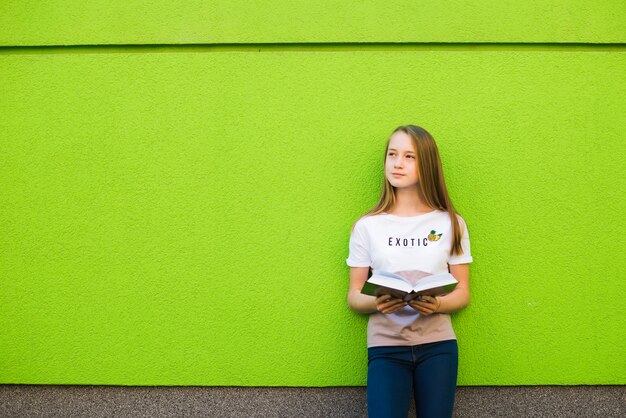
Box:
[1,0,625,45]
[1,2,625,386]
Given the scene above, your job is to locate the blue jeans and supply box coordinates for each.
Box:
[367,339,458,418]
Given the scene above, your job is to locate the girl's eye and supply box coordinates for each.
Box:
[387,152,415,160]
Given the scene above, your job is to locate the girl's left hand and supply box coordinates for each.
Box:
[408,295,441,316]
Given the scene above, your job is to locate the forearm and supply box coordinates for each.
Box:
[347,289,378,314]
[437,287,470,314]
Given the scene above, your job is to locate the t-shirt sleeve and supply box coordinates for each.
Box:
[448,216,473,265]
[346,219,371,267]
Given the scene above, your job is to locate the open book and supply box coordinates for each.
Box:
[360,271,458,302]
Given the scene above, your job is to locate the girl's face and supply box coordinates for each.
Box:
[385,131,419,188]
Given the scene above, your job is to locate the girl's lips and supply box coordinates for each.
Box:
[392,174,405,177]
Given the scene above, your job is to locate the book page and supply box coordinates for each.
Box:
[390,269,457,299]
[367,274,413,293]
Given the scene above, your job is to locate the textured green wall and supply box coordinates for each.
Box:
[1,3,625,386]
[1,0,625,45]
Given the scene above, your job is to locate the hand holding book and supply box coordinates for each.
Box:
[374,294,408,315]
[408,295,441,316]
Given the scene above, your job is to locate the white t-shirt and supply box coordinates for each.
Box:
[346,209,473,347]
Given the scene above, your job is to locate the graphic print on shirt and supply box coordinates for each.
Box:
[427,230,443,241]
[387,228,443,248]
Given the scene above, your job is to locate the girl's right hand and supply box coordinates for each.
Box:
[375,294,407,314]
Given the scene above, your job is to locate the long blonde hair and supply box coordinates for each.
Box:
[354,125,466,257]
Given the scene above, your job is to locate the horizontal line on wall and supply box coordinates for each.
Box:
[0,42,624,55]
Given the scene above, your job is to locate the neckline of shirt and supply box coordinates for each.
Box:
[380,209,442,221]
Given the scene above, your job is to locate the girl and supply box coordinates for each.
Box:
[346,125,473,418]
